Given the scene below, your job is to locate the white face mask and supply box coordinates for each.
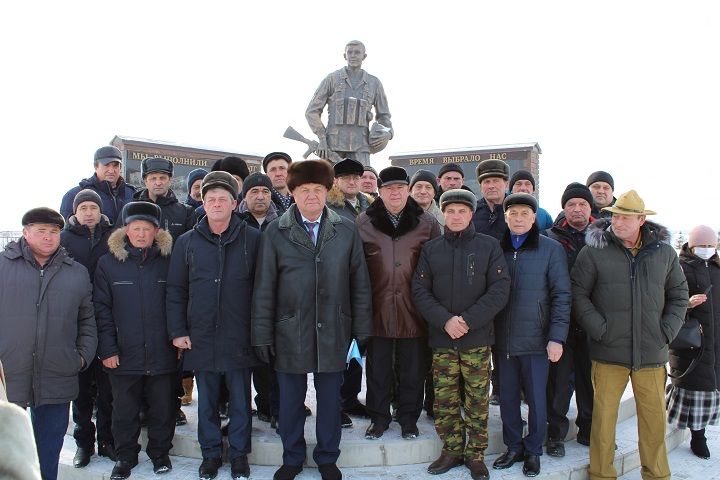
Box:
[693,247,716,260]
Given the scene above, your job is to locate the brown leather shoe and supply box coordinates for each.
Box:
[427,453,464,474]
[466,459,490,480]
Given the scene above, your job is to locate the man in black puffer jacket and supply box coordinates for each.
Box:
[167,172,261,480]
[413,189,510,480]
[134,157,197,242]
[60,189,116,468]
[493,193,571,478]
[93,202,176,479]
[544,182,597,454]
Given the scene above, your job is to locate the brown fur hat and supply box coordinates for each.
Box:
[287,160,334,192]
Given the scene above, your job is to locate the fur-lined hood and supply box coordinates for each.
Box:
[326,185,374,208]
[107,227,173,261]
[585,217,671,249]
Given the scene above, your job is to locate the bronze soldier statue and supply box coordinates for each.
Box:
[306,40,393,166]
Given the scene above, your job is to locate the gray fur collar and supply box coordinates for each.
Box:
[326,185,374,208]
[585,218,672,249]
[108,228,173,261]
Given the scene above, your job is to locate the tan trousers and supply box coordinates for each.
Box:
[589,362,670,480]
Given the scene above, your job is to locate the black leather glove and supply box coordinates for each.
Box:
[254,345,275,364]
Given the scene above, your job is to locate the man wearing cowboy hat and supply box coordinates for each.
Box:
[571,190,688,480]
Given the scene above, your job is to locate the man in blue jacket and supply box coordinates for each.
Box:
[493,193,571,478]
[507,170,552,231]
[94,202,176,479]
[60,146,136,224]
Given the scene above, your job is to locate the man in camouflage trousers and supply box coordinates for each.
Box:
[413,189,510,480]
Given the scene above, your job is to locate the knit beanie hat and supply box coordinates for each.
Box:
[242,172,273,197]
[509,170,535,192]
[438,163,464,179]
[410,169,438,193]
[585,171,614,190]
[73,189,103,214]
[560,182,594,208]
[688,225,718,248]
[187,168,208,191]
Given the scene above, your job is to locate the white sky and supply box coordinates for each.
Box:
[1,1,718,233]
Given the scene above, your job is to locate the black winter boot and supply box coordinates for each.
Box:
[691,428,710,459]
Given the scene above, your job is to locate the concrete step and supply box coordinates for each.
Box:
[58,414,686,479]
[64,386,637,467]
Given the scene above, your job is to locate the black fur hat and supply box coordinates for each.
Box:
[121,201,161,227]
[378,166,410,187]
[287,160,334,191]
[211,156,250,181]
[334,158,364,177]
[503,193,538,213]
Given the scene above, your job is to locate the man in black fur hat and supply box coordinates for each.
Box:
[252,160,372,480]
[94,202,176,479]
[356,166,441,442]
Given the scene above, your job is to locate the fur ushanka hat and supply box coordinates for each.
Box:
[286,160,334,191]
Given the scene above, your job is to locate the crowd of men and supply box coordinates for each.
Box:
[0,145,692,480]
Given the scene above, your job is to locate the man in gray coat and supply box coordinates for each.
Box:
[0,207,97,480]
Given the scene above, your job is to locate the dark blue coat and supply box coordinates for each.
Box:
[93,229,176,376]
[133,188,198,242]
[495,225,571,356]
[60,214,114,281]
[166,215,261,372]
[60,174,136,225]
[472,195,508,241]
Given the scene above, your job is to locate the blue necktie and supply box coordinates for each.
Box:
[304,221,318,245]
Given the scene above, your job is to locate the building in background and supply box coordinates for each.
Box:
[0,231,21,250]
[390,143,541,196]
[111,136,263,200]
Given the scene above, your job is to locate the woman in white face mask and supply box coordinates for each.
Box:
[667,224,719,459]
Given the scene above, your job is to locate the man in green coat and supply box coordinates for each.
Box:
[571,190,688,480]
